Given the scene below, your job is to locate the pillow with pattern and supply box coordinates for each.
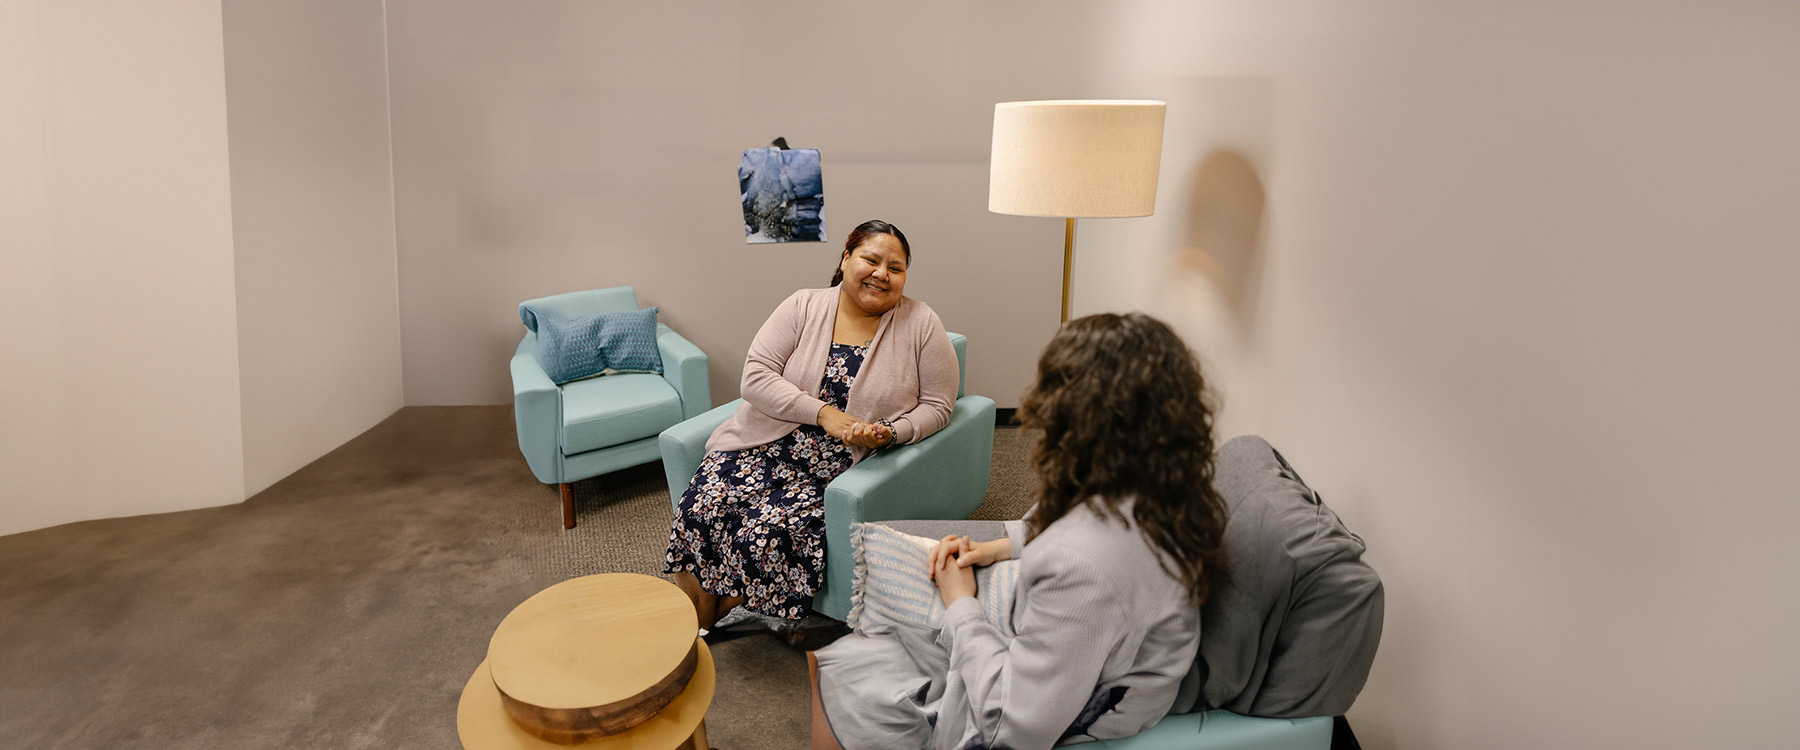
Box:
[847,522,1022,637]
[533,307,663,384]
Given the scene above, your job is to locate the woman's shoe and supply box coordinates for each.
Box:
[778,616,851,651]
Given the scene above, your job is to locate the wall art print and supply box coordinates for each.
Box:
[740,146,826,243]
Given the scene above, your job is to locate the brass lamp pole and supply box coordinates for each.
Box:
[1061,217,1076,322]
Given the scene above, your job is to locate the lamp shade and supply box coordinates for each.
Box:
[988,99,1167,218]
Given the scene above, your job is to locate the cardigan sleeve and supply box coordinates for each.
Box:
[740,291,829,425]
[889,308,958,445]
[940,545,1127,749]
[1004,517,1029,562]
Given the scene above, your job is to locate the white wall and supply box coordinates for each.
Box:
[383,0,1123,407]
[0,0,403,534]
[0,1,246,536]
[224,0,404,497]
[1074,2,1800,748]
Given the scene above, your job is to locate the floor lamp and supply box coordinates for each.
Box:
[988,100,1167,323]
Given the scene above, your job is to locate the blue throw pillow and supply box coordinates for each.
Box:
[532,307,663,384]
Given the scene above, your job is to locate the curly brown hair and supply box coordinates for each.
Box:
[1018,312,1230,605]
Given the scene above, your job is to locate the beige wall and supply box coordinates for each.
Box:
[384,0,1121,407]
[1073,2,1800,748]
[224,0,404,497]
[0,1,246,535]
[6,2,1796,745]
[386,6,1800,743]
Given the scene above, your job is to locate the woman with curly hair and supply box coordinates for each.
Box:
[808,312,1231,750]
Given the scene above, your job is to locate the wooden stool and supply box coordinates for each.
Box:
[458,574,713,749]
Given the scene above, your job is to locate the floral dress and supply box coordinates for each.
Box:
[664,342,866,619]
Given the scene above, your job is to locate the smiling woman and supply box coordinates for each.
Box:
[829,220,909,345]
[665,220,958,633]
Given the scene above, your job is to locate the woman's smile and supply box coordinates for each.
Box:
[838,232,908,316]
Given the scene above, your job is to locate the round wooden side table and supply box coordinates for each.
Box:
[457,573,712,749]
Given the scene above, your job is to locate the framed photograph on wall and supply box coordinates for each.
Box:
[740,145,825,243]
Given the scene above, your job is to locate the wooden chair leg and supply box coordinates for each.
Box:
[560,483,575,529]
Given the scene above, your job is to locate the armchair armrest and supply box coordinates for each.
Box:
[657,323,711,421]
[659,399,741,513]
[815,394,997,619]
[1088,711,1332,749]
[510,333,562,484]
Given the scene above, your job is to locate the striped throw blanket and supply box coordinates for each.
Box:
[846,522,1021,637]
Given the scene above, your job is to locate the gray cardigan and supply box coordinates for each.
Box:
[934,500,1199,749]
[826,436,1383,749]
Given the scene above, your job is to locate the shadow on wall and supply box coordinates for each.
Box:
[1167,149,1267,334]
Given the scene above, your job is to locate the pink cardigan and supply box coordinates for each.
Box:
[706,287,960,464]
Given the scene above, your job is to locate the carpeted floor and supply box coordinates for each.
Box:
[0,406,1038,749]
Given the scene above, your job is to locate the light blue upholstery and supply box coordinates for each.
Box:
[518,286,639,325]
[658,332,995,620]
[1091,712,1331,750]
[511,286,710,528]
[560,374,684,454]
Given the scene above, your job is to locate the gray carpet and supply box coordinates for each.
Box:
[0,406,1038,749]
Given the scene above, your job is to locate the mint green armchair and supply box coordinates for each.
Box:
[658,332,996,621]
[512,286,710,529]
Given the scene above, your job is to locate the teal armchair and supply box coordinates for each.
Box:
[658,332,996,621]
[512,286,711,529]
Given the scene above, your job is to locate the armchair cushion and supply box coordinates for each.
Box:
[561,373,684,454]
[531,306,664,383]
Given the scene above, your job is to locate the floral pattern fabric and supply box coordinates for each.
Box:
[664,342,865,619]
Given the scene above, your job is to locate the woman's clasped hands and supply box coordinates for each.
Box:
[926,534,1012,607]
[843,421,892,449]
[816,405,893,449]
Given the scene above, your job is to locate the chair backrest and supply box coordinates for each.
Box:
[1180,435,1384,719]
[519,287,640,325]
[947,331,968,399]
